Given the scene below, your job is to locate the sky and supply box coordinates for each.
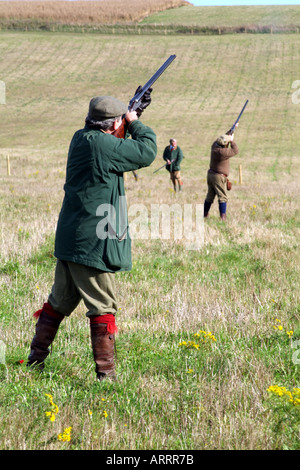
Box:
[191,1,300,5]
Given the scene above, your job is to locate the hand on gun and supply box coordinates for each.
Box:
[133,86,153,117]
[125,110,138,123]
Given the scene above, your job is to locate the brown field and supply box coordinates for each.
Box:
[0,0,190,24]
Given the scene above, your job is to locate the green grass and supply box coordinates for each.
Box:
[1,5,300,35]
[0,27,299,450]
[1,230,299,449]
[141,5,300,28]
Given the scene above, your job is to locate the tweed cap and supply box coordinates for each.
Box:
[216,134,231,146]
[88,96,128,121]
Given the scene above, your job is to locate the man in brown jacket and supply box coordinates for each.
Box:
[204,134,239,220]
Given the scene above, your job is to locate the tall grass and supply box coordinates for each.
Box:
[0,0,190,24]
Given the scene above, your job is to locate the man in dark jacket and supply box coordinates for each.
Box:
[27,93,157,381]
[163,138,184,192]
[204,133,239,221]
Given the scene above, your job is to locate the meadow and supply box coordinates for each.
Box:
[0,5,299,450]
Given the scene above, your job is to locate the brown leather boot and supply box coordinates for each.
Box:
[90,323,116,381]
[27,307,64,370]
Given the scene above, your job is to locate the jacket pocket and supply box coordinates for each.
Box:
[103,236,131,271]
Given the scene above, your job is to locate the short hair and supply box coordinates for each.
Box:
[85,115,121,131]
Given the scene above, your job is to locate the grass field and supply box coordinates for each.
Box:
[141,4,300,28]
[0,9,299,450]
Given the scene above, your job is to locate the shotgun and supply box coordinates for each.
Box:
[226,99,249,136]
[113,55,176,139]
[153,158,176,174]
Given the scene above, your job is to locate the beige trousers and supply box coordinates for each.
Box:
[170,170,182,187]
[205,171,228,204]
[48,260,117,318]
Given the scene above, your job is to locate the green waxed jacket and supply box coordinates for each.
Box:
[163,145,184,172]
[54,120,157,272]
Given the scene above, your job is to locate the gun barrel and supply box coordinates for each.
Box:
[231,99,249,131]
[129,55,176,111]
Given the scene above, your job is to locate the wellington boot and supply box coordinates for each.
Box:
[204,200,212,218]
[90,323,116,381]
[27,309,63,370]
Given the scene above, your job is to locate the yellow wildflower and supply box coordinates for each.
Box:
[180,330,216,350]
[58,427,72,442]
[44,393,59,422]
[267,385,300,406]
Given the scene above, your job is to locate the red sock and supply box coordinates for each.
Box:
[90,314,118,334]
[33,302,64,321]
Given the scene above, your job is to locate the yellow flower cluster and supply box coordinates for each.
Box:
[267,385,300,406]
[273,319,293,338]
[58,426,72,442]
[44,393,59,422]
[194,330,217,342]
[179,340,200,350]
[179,330,216,350]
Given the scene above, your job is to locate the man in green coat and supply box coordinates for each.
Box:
[27,93,156,381]
[163,138,184,192]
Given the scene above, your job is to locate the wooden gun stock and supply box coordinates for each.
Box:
[112,117,127,139]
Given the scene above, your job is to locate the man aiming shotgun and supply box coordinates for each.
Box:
[27,55,176,381]
[203,100,248,221]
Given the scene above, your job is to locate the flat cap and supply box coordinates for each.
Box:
[88,96,128,121]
